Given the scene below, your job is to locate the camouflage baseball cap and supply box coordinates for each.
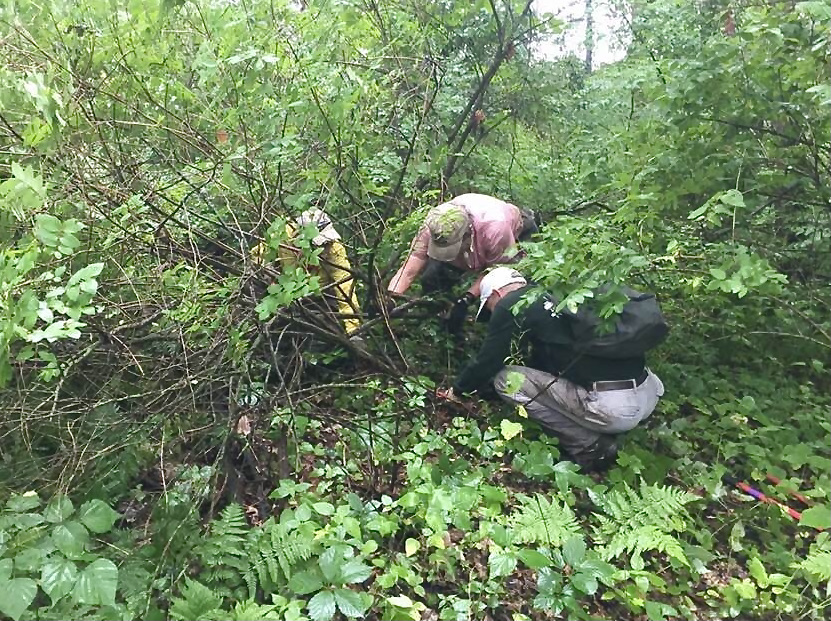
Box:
[425,203,471,261]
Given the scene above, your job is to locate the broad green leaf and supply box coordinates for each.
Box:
[67,263,104,287]
[11,162,46,198]
[719,189,745,208]
[687,204,709,220]
[387,595,415,608]
[404,538,420,557]
[312,502,335,516]
[799,506,831,530]
[5,492,40,513]
[571,571,598,595]
[78,500,120,534]
[579,558,616,582]
[500,419,523,440]
[733,578,756,599]
[9,513,43,530]
[729,521,745,552]
[35,213,62,237]
[319,547,341,584]
[288,570,324,595]
[563,536,586,566]
[747,557,768,587]
[644,600,675,621]
[14,546,47,572]
[41,557,78,604]
[501,371,525,396]
[51,521,89,557]
[334,588,367,618]
[0,559,12,581]
[488,550,517,579]
[339,559,372,585]
[71,558,117,606]
[517,549,551,569]
[44,495,74,522]
[308,589,336,621]
[0,578,37,621]
[295,504,312,522]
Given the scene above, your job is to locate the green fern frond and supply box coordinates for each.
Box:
[510,494,581,546]
[242,518,316,596]
[169,578,224,621]
[229,600,282,621]
[593,482,698,565]
[796,538,831,582]
[199,504,249,565]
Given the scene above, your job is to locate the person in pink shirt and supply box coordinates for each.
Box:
[388,193,538,332]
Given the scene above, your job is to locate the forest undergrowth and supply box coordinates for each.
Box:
[1,0,829,620]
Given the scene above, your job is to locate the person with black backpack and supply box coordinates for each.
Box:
[436,267,668,472]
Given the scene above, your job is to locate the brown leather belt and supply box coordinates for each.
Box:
[592,370,649,393]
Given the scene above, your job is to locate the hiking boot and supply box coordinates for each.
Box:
[570,436,619,473]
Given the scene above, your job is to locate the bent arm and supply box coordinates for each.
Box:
[388,253,427,294]
[453,305,518,394]
[388,228,430,294]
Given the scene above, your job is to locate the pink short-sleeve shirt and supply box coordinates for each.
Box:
[410,194,522,271]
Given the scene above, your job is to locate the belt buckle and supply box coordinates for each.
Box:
[593,378,636,392]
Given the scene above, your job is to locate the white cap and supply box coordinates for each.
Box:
[297,208,340,246]
[476,267,527,319]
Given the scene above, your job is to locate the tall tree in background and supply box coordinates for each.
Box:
[584,0,594,72]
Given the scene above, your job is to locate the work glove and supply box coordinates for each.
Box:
[445,292,475,334]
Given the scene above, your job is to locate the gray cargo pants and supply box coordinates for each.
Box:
[493,365,664,458]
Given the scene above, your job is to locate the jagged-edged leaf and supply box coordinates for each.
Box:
[289,569,324,595]
[308,589,336,621]
[339,559,372,585]
[334,588,368,618]
[488,550,517,579]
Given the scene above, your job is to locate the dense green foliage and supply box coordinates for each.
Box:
[1,0,828,619]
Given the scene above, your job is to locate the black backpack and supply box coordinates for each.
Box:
[547,286,669,359]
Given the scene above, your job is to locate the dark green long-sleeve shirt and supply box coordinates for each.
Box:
[453,285,645,394]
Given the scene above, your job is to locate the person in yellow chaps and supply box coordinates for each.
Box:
[253,208,361,339]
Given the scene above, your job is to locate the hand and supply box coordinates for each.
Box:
[445,292,474,334]
[436,387,461,403]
